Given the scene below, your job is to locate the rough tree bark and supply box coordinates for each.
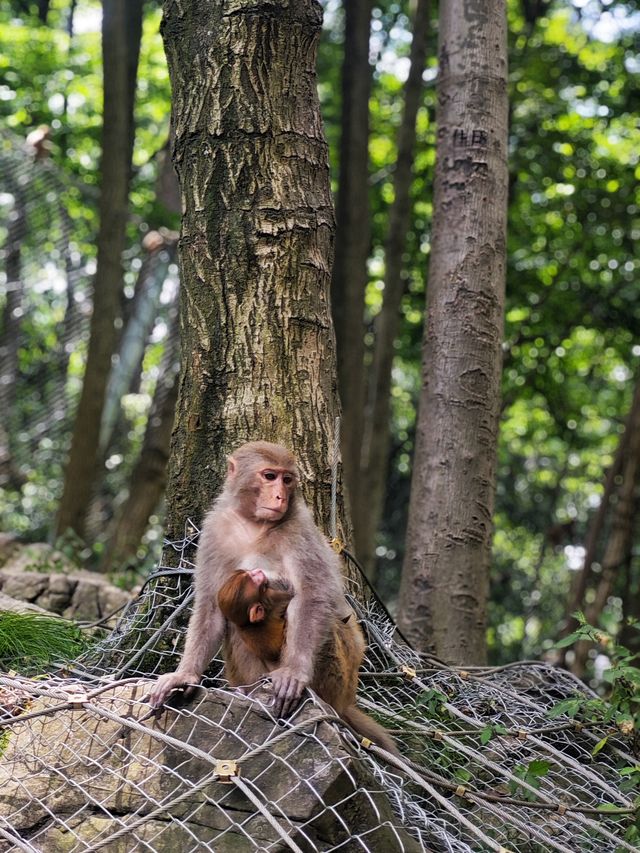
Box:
[56,0,144,539]
[360,0,431,580]
[161,0,349,561]
[397,0,508,663]
[330,0,372,549]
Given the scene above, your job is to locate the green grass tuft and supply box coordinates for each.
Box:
[0,611,87,672]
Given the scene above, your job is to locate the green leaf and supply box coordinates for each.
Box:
[454,768,473,784]
[548,698,582,719]
[527,760,551,777]
[554,631,584,649]
[480,726,493,745]
[592,736,609,757]
[619,766,640,777]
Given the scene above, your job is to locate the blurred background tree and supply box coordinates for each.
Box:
[0,0,638,678]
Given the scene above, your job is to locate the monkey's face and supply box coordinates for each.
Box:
[251,468,296,521]
[218,569,267,626]
[218,570,294,629]
[226,445,299,523]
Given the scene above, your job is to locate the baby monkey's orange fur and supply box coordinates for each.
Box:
[218,569,398,755]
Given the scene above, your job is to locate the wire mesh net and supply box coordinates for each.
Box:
[0,526,638,852]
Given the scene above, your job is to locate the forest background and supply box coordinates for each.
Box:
[0,0,639,679]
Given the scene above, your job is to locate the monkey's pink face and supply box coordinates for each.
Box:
[253,468,295,521]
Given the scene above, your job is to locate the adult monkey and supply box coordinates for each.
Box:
[148,441,350,716]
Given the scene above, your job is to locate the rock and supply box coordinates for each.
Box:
[0,567,48,602]
[62,571,130,622]
[0,680,419,852]
[37,574,77,615]
[0,592,50,615]
[0,565,131,623]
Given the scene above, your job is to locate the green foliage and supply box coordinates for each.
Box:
[509,759,552,801]
[1,0,639,657]
[489,0,640,662]
[479,723,507,745]
[549,614,640,752]
[0,3,173,571]
[0,611,87,672]
[415,688,449,717]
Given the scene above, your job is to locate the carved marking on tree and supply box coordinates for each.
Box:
[452,128,490,147]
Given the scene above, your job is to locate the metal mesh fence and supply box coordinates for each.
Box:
[0,528,637,852]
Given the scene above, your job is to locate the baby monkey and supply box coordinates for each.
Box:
[218,569,398,755]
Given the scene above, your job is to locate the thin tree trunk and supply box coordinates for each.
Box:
[570,379,640,675]
[99,238,174,453]
[56,0,143,539]
[359,0,431,580]
[620,559,640,657]
[559,420,628,642]
[161,0,350,566]
[397,0,509,663]
[330,0,372,545]
[36,0,51,23]
[98,305,180,573]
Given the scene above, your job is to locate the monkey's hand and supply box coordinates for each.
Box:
[269,666,309,717]
[147,671,200,709]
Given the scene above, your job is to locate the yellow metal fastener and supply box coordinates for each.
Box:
[330,538,345,554]
[216,760,239,783]
[400,665,417,680]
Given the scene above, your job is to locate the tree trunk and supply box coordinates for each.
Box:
[620,558,640,657]
[330,0,372,547]
[161,0,349,563]
[55,0,144,539]
[98,305,180,573]
[36,0,51,23]
[559,417,628,644]
[570,379,640,675]
[397,0,508,663]
[360,0,431,580]
[99,237,174,454]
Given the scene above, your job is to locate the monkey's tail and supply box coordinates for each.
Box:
[341,705,399,757]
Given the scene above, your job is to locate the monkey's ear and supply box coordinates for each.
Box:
[227,456,237,478]
[248,603,265,623]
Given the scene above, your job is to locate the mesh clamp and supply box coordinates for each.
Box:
[360,737,373,749]
[400,665,417,680]
[66,691,88,709]
[216,760,239,783]
[330,538,345,554]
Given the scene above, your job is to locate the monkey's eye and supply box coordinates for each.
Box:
[263,471,277,481]
[283,475,293,485]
